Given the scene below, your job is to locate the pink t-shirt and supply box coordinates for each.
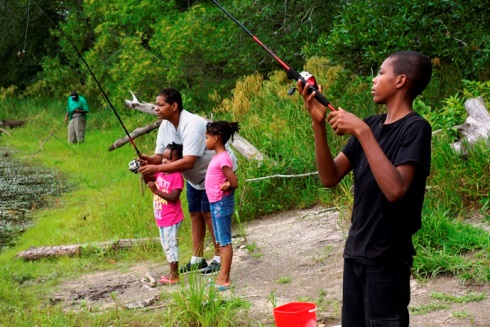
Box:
[205,151,233,203]
[153,172,184,227]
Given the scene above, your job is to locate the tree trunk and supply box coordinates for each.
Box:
[451,97,490,155]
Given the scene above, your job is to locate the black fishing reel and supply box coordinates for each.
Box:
[128,159,140,174]
[288,71,318,96]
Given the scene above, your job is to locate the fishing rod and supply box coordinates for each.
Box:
[211,0,336,112]
[32,1,142,158]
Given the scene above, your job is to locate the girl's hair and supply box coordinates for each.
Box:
[165,142,183,160]
[206,121,240,144]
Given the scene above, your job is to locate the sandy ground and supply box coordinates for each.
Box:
[52,205,490,326]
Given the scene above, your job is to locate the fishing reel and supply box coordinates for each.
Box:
[288,71,318,96]
[128,159,140,174]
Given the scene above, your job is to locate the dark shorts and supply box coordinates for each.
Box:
[342,259,411,326]
[186,181,210,213]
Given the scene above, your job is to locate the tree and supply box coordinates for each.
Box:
[0,0,61,90]
[306,0,490,80]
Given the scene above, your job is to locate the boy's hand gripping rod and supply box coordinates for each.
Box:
[211,0,336,112]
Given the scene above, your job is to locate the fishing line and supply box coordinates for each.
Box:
[211,0,336,112]
[23,0,30,52]
[31,0,142,158]
[18,0,31,58]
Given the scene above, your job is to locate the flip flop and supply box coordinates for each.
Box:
[157,275,180,285]
[214,284,231,292]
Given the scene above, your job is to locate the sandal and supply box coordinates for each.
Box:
[157,275,180,285]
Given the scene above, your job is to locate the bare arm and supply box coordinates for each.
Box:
[147,182,182,203]
[220,166,238,190]
[298,80,351,187]
[327,107,416,202]
[139,155,197,175]
[353,127,416,202]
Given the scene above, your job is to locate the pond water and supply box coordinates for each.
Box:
[0,147,66,250]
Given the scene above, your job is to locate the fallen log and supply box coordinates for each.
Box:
[16,237,159,261]
[451,97,490,155]
[0,120,26,128]
[109,91,265,161]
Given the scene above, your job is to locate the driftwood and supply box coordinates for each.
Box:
[108,120,162,151]
[16,237,159,261]
[0,120,26,129]
[110,91,264,161]
[451,97,490,155]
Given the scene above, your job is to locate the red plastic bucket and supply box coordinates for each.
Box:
[273,302,317,327]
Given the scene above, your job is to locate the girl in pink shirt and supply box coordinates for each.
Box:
[145,142,184,285]
[204,121,239,291]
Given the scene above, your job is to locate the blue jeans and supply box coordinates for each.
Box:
[210,192,234,246]
[342,259,411,327]
[186,182,210,213]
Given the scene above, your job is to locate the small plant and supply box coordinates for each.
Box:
[409,302,449,315]
[267,290,278,308]
[452,310,471,319]
[245,242,258,253]
[276,276,291,284]
[233,210,247,242]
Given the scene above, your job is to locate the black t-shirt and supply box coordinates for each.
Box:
[342,112,431,265]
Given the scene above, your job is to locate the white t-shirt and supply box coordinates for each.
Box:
[155,109,237,190]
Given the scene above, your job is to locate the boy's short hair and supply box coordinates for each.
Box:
[388,51,432,99]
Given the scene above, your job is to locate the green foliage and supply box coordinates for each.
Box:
[413,153,490,281]
[309,0,490,81]
[417,79,490,141]
[0,0,61,90]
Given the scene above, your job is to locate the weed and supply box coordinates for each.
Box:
[452,310,471,319]
[409,302,450,315]
[430,291,487,303]
[267,290,278,308]
[276,276,291,284]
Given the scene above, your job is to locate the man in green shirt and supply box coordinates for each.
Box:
[65,91,89,144]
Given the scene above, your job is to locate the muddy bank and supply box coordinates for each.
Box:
[0,147,66,249]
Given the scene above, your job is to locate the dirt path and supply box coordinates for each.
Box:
[53,205,490,326]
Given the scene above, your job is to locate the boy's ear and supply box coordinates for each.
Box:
[396,74,407,89]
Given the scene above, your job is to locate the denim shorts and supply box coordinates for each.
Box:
[186,181,210,213]
[210,191,235,246]
[158,221,182,263]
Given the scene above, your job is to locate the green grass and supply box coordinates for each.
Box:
[409,291,487,317]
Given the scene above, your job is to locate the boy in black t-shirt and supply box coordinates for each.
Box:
[298,51,432,326]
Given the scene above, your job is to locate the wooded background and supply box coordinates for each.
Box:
[1,0,489,114]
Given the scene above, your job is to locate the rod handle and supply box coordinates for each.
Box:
[287,68,336,111]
